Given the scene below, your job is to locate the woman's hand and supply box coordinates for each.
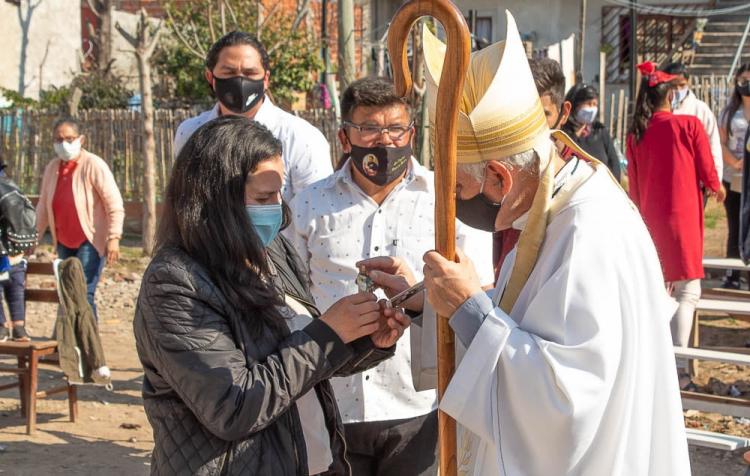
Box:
[708,184,727,203]
[370,302,411,349]
[733,158,744,171]
[356,256,423,312]
[320,292,381,344]
[106,238,120,265]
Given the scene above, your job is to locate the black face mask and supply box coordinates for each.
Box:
[213,75,265,114]
[551,103,565,129]
[456,192,502,232]
[737,83,750,98]
[350,144,411,186]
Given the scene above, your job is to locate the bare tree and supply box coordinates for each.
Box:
[115,9,163,255]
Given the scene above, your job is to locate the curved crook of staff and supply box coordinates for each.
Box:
[387,1,471,475]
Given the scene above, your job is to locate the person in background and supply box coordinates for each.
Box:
[173,31,332,205]
[529,57,572,131]
[719,63,750,289]
[36,118,124,320]
[0,156,37,341]
[136,116,408,475]
[290,77,494,476]
[662,62,723,184]
[626,61,724,389]
[563,84,622,181]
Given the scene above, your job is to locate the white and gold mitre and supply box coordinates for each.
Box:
[423,10,549,164]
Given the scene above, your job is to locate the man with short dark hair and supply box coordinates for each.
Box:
[290,77,493,475]
[663,61,722,182]
[529,57,571,130]
[174,31,332,203]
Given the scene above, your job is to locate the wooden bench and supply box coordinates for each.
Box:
[677,347,750,419]
[692,299,750,350]
[0,261,77,434]
[703,258,750,272]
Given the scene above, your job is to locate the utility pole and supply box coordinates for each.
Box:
[321,0,340,120]
[578,0,587,81]
[338,0,356,91]
[629,0,638,101]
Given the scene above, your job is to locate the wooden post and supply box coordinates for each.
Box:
[388,2,471,475]
[608,92,616,135]
[616,89,625,148]
[578,0,587,76]
[599,51,606,124]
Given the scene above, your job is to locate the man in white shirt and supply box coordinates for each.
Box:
[173,31,332,203]
[664,61,723,182]
[289,77,494,475]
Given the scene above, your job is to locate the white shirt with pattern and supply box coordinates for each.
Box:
[173,98,333,203]
[289,158,495,423]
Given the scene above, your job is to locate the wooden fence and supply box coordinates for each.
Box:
[0,108,341,199]
[0,74,732,198]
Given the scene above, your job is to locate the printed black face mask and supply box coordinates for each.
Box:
[350,144,412,186]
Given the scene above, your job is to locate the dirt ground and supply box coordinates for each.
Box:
[0,201,748,475]
[0,245,152,475]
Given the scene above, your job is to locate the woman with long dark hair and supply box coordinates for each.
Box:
[719,63,750,288]
[562,84,622,180]
[626,61,724,388]
[134,116,408,475]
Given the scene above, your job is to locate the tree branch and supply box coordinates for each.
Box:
[292,0,310,31]
[259,1,282,33]
[224,0,239,30]
[145,20,164,58]
[219,0,226,35]
[165,8,206,59]
[207,2,216,43]
[114,21,138,49]
[188,19,207,56]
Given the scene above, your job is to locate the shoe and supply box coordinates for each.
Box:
[721,277,741,290]
[0,327,8,342]
[11,325,30,342]
[94,366,111,379]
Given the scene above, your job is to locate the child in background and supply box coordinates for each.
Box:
[0,158,38,341]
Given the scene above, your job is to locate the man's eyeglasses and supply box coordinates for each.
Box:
[343,121,414,140]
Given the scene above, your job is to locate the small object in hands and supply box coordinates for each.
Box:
[387,281,425,308]
[356,266,376,293]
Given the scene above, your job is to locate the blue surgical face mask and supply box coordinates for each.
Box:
[246,204,283,247]
[575,106,598,125]
[672,87,688,110]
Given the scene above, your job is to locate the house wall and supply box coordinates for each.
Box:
[460,0,710,82]
[0,0,82,100]
[371,0,708,85]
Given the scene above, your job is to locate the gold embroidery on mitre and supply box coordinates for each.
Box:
[423,11,549,165]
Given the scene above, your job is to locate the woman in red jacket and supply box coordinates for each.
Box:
[627,61,725,387]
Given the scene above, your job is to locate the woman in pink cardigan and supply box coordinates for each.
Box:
[36,118,125,319]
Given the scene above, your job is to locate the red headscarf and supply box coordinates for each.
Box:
[637,61,677,87]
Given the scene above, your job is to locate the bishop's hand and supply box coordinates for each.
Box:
[423,248,482,317]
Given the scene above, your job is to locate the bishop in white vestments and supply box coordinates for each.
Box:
[363,11,690,476]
